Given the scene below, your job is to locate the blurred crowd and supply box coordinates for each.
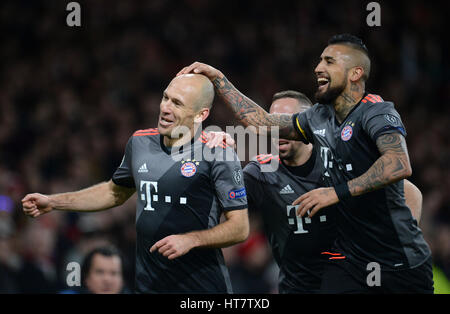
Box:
[0,0,448,293]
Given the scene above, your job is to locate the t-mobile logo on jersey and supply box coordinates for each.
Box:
[287,205,326,234]
[320,146,353,175]
[140,180,187,211]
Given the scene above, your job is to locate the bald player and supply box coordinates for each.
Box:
[180,34,433,293]
[22,74,249,293]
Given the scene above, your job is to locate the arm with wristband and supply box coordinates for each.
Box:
[294,104,412,218]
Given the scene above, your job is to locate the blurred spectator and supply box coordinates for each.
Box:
[81,246,126,294]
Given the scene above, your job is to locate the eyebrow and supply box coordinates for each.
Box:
[322,56,336,62]
[163,91,184,106]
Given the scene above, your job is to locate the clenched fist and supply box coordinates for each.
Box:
[22,193,53,218]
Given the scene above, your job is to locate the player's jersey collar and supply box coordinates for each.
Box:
[159,128,203,155]
[281,146,317,178]
[334,93,367,126]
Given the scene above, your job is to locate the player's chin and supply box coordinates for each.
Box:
[278,150,291,160]
[157,124,173,136]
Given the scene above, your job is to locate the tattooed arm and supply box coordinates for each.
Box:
[178,62,301,140]
[347,133,412,196]
[294,132,412,217]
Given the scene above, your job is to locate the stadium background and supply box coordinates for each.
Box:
[0,0,448,293]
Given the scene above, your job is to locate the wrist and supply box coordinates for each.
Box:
[186,232,202,249]
[212,72,226,87]
[334,183,352,202]
[47,195,58,211]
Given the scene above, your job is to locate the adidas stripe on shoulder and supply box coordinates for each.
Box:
[133,128,159,136]
[361,94,384,104]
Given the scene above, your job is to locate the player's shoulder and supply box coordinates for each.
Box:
[361,93,385,104]
[360,93,394,108]
[244,154,280,179]
[130,128,160,147]
[132,128,160,137]
[360,94,398,118]
[301,103,333,121]
[249,154,280,165]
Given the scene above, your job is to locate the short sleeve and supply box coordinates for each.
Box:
[211,148,248,211]
[362,102,407,141]
[292,111,312,144]
[112,137,135,188]
[243,163,265,212]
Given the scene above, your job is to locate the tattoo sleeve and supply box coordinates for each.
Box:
[212,76,301,140]
[347,133,412,196]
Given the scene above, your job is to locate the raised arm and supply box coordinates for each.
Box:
[22,180,135,218]
[150,208,249,260]
[178,62,301,140]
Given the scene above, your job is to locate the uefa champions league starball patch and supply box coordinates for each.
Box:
[341,125,353,141]
[180,159,199,177]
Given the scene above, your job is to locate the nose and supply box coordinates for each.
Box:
[314,60,324,76]
[160,99,172,114]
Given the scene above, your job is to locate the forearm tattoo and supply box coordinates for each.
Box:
[347,133,411,196]
[212,76,299,140]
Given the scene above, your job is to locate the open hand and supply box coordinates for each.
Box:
[294,187,338,218]
[204,131,235,149]
[177,62,223,82]
[150,234,198,260]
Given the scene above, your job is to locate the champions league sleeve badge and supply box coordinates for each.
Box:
[180,159,199,177]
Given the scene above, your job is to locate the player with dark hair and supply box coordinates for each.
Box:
[179,33,433,293]
[236,90,424,293]
[243,91,336,293]
[22,73,249,293]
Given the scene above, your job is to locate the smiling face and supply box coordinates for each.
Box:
[314,45,352,104]
[270,97,310,161]
[157,74,213,145]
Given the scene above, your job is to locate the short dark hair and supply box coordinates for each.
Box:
[328,33,369,57]
[272,90,313,107]
[328,34,371,81]
[81,245,122,284]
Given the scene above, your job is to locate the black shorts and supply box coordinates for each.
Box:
[320,256,434,294]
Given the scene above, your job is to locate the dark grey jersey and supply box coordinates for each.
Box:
[293,94,431,271]
[112,128,247,293]
[243,149,336,293]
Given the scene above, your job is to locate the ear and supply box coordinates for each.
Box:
[194,107,210,123]
[349,66,364,82]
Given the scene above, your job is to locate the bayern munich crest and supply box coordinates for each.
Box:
[341,125,353,141]
[180,159,199,177]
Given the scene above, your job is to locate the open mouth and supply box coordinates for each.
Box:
[159,116,174,127]
[317,77,330,90]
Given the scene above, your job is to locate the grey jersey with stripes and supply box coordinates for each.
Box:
[292,94,431,271]
[112,128,247,293]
